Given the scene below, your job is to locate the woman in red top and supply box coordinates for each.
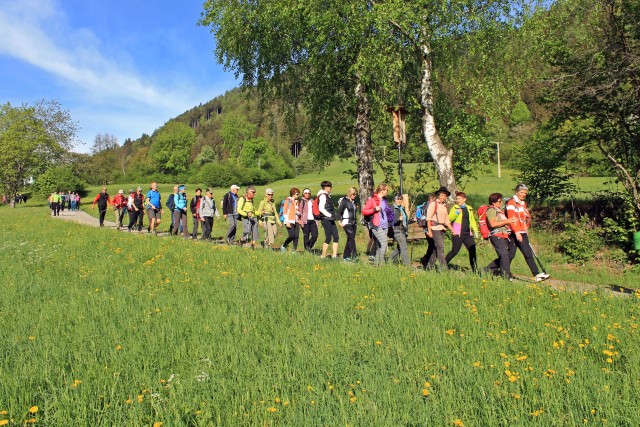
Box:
[505,184,549,281]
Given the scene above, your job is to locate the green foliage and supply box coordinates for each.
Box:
[557,217,602,264]
[0,101,77,197]
[149,122,196,175]
[510,100,532,126]
[194,145,216,166]
[219,112,257,158]
[33,166,87,196]
[515,127,577,204]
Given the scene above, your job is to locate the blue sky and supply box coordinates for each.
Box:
[0,0,238,153]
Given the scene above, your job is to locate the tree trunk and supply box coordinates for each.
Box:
[354,78,375,204]
[420,40,458,198]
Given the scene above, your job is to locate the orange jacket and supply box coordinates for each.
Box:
[283,197,299,224]
[505,196,530,234]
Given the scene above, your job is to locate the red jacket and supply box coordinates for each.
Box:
[112,194,127,209]
[506,196,530,234]
[362,195,383,227]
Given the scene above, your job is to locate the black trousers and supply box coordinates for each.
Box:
[343,224,357,259]
[446,234,477,271]
[283,223,300,249]
[202,217,213,240]
[487,235,517,278]
[321,219,339,244]
[51,202,59,216]
[303,221,319,250]
[513,233,540,276]
[128,210,141,230]
[98,205,107,226]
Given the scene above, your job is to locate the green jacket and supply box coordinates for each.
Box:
[448,204,478,235]
[256,198,282,225]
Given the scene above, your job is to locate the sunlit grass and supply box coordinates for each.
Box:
[1,206,639,426]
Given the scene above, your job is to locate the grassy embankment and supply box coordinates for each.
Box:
[1,199,639,425]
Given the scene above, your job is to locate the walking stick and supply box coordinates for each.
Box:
[528,241,547,274]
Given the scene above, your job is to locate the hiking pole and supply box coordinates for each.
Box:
[528,242,547,274]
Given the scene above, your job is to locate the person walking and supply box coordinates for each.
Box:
[318,181,339,259]
[145,182,163,234]
[91,187,111,227]
[237,186,259,248]
[445,191,479,272]
[166,185,178,234]
[484,193,517,279]
[70,192,77,211]
[172,185,189,238]
[506,184,550,281]
[49,192,59,216]
[422,186,454,270]
[256,188,282,249]
[75,192,81,210]
[338,187,358,262]
[389,194,410,266]
[130,187,145,232]
[299,188,319,252]
[126,189,137,232]
[112,189,128,229]
[281,188,301,253]
[222,185,240,244]
[198,189,219,240]
[362,183,390,266]
[190,188,203,239]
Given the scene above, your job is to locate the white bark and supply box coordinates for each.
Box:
[420,39,458,198]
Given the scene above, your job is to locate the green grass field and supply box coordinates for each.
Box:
[1,202,640,426]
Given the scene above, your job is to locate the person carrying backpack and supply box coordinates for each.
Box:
[281,188,301,252]
[421,186,454,270]
[91,187,111,227]
[445,191,478,272]
[506,184,550,281]
[317,181,339,259]
[256,188,282,249]
[298,188,318,252]
[172,185,189,238]
[222,185,240,244]
[166,185,178,234]
[362,183,390,266]
[190,188,203,240]
[145,182,163,235]
[338,187,358,262]
[198,188,219,240]
[389,194,410,266]
[484,193,517,279]
[112,189,128,229]
[237,186,259,248]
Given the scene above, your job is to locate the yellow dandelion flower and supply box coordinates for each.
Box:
[137,395,144,404]
[453,419,464,426]
[153,422,163,427]
[349,397,357,403]
[25,418,36,424]
[115,345,122,351]
[283,401,290,406]
[28,336,36,341]
[422,389,430,396]
[473,361,481,367]
[508,375,518,382]
[28,406,38,414]
[266,407,277,413]
[0,420,8,426]
[274,397,281,404]
[375,341,382,346]
[125,399,132,405]
[516,355,528,361]
[1,410,8,415]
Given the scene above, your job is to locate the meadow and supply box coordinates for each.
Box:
[1,201,639,426]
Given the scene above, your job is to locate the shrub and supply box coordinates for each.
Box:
[557,217,602,264]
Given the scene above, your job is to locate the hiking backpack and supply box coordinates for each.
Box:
[477,205,491,239]
[415,202,429,227]
[312,194,323,219]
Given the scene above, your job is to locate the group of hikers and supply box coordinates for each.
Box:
[47,191,81,216]
[57,180,550,281]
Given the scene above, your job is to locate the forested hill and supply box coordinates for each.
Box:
[71,87,308,188]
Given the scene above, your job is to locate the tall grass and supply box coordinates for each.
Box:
[1,206,639,426]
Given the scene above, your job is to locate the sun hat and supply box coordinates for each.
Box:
[434,186,451,197]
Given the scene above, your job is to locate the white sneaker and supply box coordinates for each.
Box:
[535,272,550,281]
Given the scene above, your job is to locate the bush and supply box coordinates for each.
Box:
[34,166,87,196]
[557,217,602,264]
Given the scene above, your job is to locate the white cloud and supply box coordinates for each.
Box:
[0,0,192,110]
